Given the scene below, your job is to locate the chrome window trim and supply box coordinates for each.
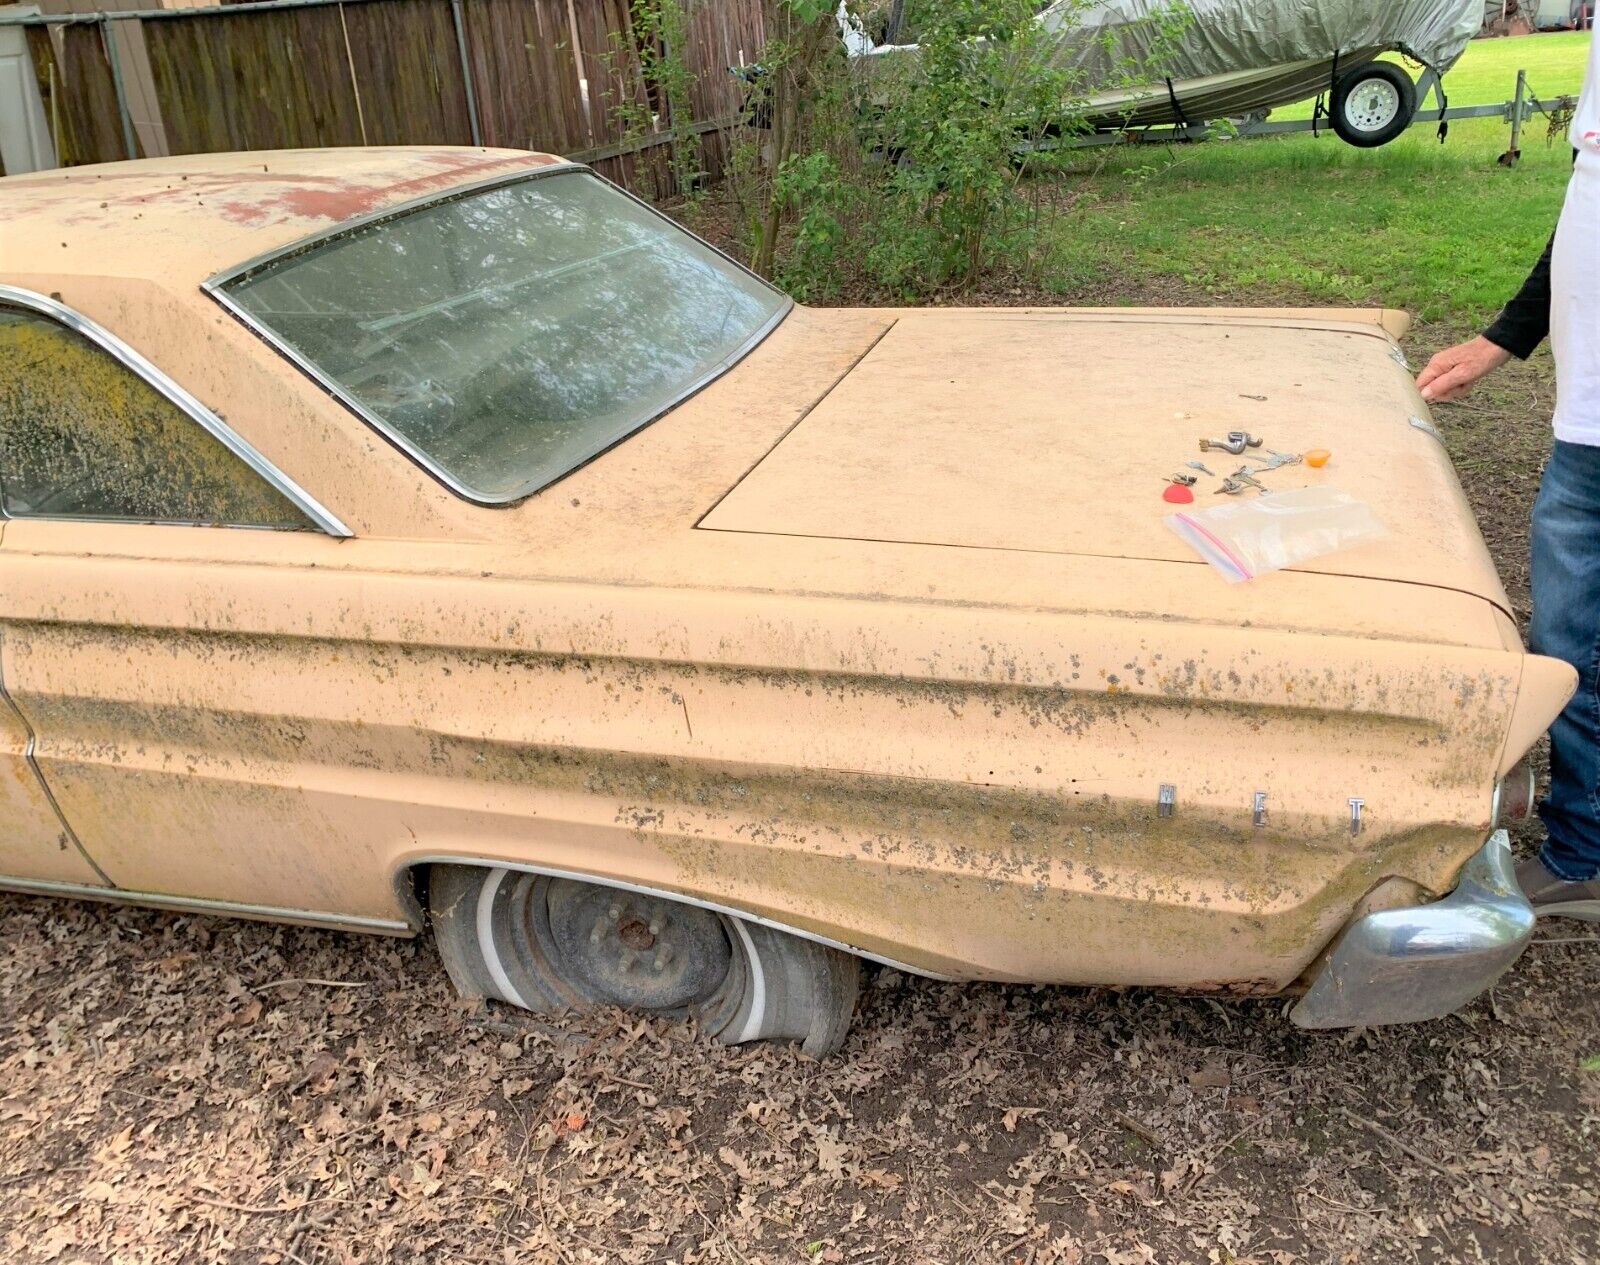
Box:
[202,162,795,508]
[0,285,353,537]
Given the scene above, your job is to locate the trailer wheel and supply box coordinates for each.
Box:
[429,865,860,1057]
[1330,63,1417,148]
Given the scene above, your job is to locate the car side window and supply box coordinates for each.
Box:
[0,307,313,529]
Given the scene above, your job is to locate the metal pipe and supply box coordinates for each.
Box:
[449,0,482,147]
[337,2,369,146]
[48,58,62,165]
[1506,67,1527,165]
[100,17,138,160]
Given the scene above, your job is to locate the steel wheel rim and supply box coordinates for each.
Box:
[539,878,733,1011]
[1347,79,1401,131]
[508,873,750,1031]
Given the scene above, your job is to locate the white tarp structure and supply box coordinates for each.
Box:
[1039,0,1483,81]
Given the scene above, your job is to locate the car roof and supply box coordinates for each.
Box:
[0,146,564,288]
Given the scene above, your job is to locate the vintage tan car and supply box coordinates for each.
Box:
[0,147,1575,1055]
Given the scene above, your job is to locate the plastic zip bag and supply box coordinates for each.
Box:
[1166,486,1388,583]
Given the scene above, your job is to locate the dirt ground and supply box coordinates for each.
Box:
[2,276,1597,1265]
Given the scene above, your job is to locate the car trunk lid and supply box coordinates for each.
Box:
[698,309,1510,612]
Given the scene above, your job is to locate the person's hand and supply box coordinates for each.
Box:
[1415,336,1512,403]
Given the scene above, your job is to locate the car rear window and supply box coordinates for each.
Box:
[216,169,789,503]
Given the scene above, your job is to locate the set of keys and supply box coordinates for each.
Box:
[1218,467,1273,496]
[1168,439,1330,500]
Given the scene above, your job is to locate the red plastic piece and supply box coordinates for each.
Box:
[1162,483,1195,504]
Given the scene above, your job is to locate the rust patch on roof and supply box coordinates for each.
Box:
[1,147,560,283]
[212,151,562,227]
[4,150,559,231]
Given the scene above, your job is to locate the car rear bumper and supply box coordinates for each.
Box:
[1289,830,1533,1029]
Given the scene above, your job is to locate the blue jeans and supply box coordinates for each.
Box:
[1530,440,1600,881]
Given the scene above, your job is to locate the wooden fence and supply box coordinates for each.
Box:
[19,0,764,194]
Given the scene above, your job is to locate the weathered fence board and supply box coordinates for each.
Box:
[459,0,591,152]
[342,0,473,145]
[145,8,366,152]
[680,0,763,182]
[25,25,128,166]
[20,0,764,198]
[683,0,760,122]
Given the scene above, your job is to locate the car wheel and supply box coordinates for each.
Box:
[428,866,860,1057]
[1330,63,1417,148]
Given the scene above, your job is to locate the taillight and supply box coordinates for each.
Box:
[1493,755,1536,825]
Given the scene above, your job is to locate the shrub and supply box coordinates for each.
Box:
[734,0,1189,299]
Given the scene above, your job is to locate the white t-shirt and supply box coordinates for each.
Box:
[1552,32,1600,444]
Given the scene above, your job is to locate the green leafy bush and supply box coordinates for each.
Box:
[730,0,1190,299]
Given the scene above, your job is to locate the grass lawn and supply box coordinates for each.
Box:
[1056,30,1591,328]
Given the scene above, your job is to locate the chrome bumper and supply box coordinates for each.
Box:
[1290,830,1534,1029]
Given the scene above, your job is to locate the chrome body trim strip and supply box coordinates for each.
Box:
[0,628,114,886]
[1290,830,1534,1029]
[0,285,353,537]
[1409,413,1445,443]
[399,854,955,981]
[202,163,795,508]
[0,874,414,935]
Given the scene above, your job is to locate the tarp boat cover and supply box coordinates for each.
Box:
[1037,0,1482,80]
[839,0,1482,130]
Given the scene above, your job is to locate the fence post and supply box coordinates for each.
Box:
[449,0,483,146]
[101,17,139,160]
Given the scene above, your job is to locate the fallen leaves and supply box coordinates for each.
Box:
[294,1051,340,1094]
[216,998,262,1033]
[2,886,1598,1263]
[1001,1105,1043,1132]
[1187,1065,1231,1090]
